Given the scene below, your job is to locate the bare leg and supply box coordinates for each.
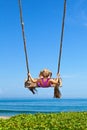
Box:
[52,84,61,98]
[25,78,38,88]
[54,85,61,98]
[24,79,37,94]
[51,78,62,98]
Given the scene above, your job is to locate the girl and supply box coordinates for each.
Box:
[28,69,61,88]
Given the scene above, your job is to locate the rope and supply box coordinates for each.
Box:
[54,0,66,98]
[18,0,29,74]
[57,0,66,75]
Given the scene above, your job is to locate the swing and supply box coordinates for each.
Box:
[18,0,66,98]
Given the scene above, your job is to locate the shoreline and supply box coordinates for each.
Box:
[0,116,11,119]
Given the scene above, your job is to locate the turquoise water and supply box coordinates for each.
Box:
[0,98,87,116]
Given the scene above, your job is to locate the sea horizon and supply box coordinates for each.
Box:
[0,98,87,116]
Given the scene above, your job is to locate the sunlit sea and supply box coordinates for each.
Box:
[0,98,87,116]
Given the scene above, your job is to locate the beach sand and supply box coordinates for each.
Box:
[0,116,10,119]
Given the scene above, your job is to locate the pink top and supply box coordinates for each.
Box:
[37,78,51,87]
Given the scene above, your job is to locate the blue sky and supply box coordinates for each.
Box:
[0,0,87,99]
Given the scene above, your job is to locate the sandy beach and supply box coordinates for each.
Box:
[0,116,10,119]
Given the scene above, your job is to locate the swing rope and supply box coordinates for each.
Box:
[54,0,66,98]
[18,0,29,74]
[57,0,66,75]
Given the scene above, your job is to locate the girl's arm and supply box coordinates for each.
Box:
[50,73,61,84]
[28,73,37,83]
[50,78,59,84]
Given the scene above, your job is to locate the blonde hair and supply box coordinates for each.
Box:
[39,69,52,78]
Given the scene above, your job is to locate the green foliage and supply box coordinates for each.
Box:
[0,112,87,130]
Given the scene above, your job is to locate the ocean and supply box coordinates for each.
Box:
[0,98,87,116]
